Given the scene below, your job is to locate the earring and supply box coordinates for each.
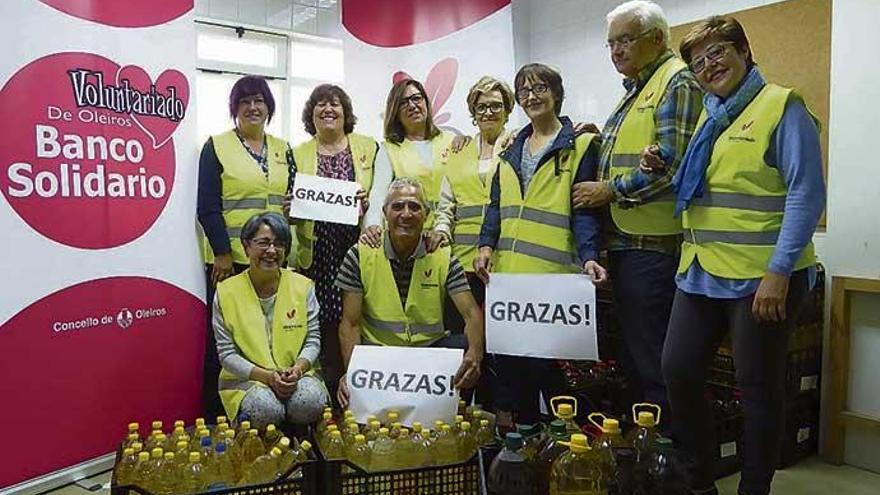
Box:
[472,118,477,126]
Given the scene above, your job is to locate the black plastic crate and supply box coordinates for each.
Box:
[317,455,483,495]
[778,397,820,468]
[709,347,821,400]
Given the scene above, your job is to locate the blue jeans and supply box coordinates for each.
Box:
[608,249,678,423]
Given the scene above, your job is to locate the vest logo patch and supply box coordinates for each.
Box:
[420,267,439,289]
[283,307,302,330]
[423,268,433,278]
[286,308,296,320]
[742,120,754,131]
[644,90,655,101]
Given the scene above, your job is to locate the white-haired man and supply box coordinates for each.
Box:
[334,178,485,407]
[571,0,704,424]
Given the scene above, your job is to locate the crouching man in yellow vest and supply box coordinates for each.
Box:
[334,178,485,408]
[213,212,328,428]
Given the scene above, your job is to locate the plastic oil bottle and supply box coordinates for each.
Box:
[410,422,430,468]
[172,441,190,472]
[142,448,164,494]
[588,414,629,485]
[549,433,605,495]
[122,432,139,451]
[476,419,494,447]
[626,407,660,463]
[275,437,298,478]
[241,429,266,466]
[208,442,235,490]
[178,451,205,493]
[324,430,346,460]
[435,424,459,466]
[239,447,282,486]
[348,434,371,470]
[364,420,381,442]
[343,422,360,454]
[370,427,396,472]
[234,420,252,446]
[211,423,229,446]
[298,440,313,463]
[154,452,177,495]
[115,448,138,486]
[487,432,540,495]
[193,428,211,452]
[517,423,547,462]
[537,420,573,493]
[385,410,400,429]
[263,424,282,448]
[394,428,414,468]
[457,421,477,462]
[130,451,151,490]
[316,412,333,445]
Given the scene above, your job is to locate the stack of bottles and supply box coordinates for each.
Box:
[113,415,312,494]
[487,401,686,495]
[316,401,494,473]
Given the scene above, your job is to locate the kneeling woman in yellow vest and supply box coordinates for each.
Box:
[213,212,328,429]
[658,17,825,495]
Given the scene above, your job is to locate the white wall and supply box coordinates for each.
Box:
[194,0,341,37]
[512,0,880,472]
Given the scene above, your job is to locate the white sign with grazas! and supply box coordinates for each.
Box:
[485,273,599,360]
[290,173,360,225]
[346,345,462,428]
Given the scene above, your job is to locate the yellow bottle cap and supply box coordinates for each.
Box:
[199,429,210,438]
[480,419,489,426]
[128,422,139,432]
[379,427,389,435]
[127,433,138,441]
[195,417,205,426]
[399,429,410,437]
[173,420,184,429]
[173,426,184,434]
[461,421,471,431]
[455,415,464,423]
[327,425,339,433]
[269,447,281,457]
[392,422,402,429]
[189,452,200,462]
[176,441,188,449]
[138,452,150,462]
[324,406,332,414]
[388,411,399,421]
[355,434,366,443]
[569,433,590,453]
[367,415,378,423]
[217,416,227,424]
[434,420,444,428]
[441,425,451,432]
[123,448,134,456]
[322,412,332,421]
[369,420,380,428]
[151,448,163,458]
[412,421,422,430]
[330,430,342,439]
[132,442,143,452]
[239,420,250,430]
[151,421,163,430]
[164,452,174,461]
[473,410,483,419]
[348,424,359,433]
[279,437,290,448]
[603,419,621,434]
[248,428,258,435]
[344,410,354,418]
[156,433,167,441]
[301,440,312,451]
[225,430,235,439]
[266,424,276,433]
[557,403,574,419]
[637,412,655,427]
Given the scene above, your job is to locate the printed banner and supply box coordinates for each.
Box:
[290,173,361,226]
[0,1,200,489]
[346,345,463,428]
[485,274,598,360]
[341,0,517,139]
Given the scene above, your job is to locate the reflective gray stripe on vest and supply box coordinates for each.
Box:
[268,195,285,206]
[453,233,480,245]
[363,315,445,335]
[218,378,254,392]
[689,192,785,212]
[456,205,485,220]
[499,206,568,229]
[227,227,242,239]
[519,207,569,229]
[684,229,780,246]
[497,237,577,266]
[223,198,267,210]
[612,153,641,168]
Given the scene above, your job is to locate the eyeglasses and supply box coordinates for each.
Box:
[689,42,734,74]
[516,83,549,101]
[399,93,425,108]
[605,29,654,50]
[248,237,285,251]
[475,102,505,115]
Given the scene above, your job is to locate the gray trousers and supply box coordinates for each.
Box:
[238,376,329,429]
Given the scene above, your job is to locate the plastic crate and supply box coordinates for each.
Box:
[778,397,820,468]
[709,347,821,400]
[111,452,319,495]
[315,447,484,495]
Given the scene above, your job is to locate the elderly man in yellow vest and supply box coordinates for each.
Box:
[334,178,485,407]
[570,1,703,422]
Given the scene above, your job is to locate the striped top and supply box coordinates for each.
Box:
[335,235,470,306]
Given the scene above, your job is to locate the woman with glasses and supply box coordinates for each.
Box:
[288,84,377,404]
[473,63,608,429]
[362,78,457,251]
[213,212,327,428]
[651,16,825,495]
[197,75,294,419]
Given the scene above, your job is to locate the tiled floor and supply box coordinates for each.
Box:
[43,456,880,495]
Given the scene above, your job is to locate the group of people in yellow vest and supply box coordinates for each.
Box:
[196,2,825,494]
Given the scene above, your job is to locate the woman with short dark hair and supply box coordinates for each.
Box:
[656,15,825,495]
[213,212,327,428]
[197,75,295,418]
[288,83,378,401]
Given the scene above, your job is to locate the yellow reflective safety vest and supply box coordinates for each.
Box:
[359,241,449,346]
[216,269,313,419]
[291,133,378,270]
[608,56,688,236]
[495,132,598,274]
[679,84,816,279]
[203,129,290,265]
[444,137,499,272]
[383,131,454,228]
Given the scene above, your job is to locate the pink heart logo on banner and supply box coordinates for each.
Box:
[116,65,189,149]
[392,57,459,126]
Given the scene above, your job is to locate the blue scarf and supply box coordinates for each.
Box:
[673,66,766,216]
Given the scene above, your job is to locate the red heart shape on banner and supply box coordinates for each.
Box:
[116,65,189,149]
[343,0,509,47]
